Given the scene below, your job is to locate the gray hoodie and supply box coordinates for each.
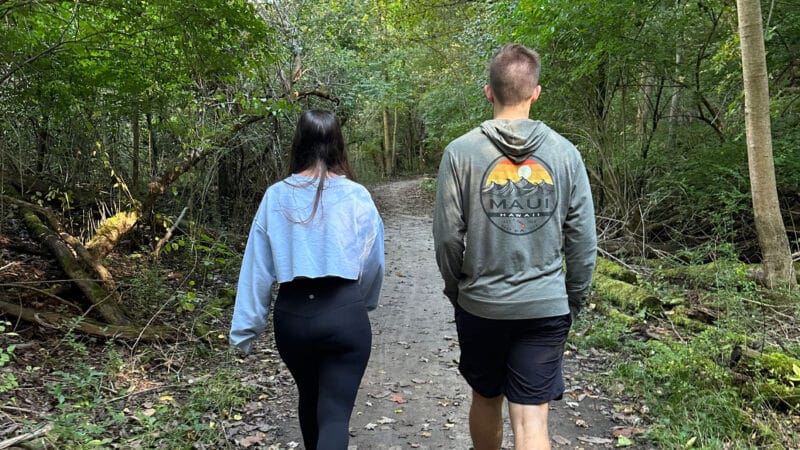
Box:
[433,118,597,319]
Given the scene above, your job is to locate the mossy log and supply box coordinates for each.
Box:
[657,261,799,289]
[731,345,800,409]
[1,194,119,290]
[753,383,800,410]
[662,306,710,332]
[21,208,130,325]
[0,300,173,342]
[593,302,641,326]
[85,115,267,259]
[85,210,140,260]
[595,257,638,284]
[657,261,742,288]
[592,272,661,311]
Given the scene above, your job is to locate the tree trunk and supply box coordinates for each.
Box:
[86,210,140,259]
[418,117,426,171]
[668,0,683,151]
[736,0,796,289]
[218,150,234,219]
[147,113,158,177]
[382,109,391,177]
[21,208,130,325]
[640,77,664,161]
[131,110,140,192]
[31,116,49,174]
[391,107,398,175]
[2,193,118,290]
[86,115,265,259]
[637,72,653,136]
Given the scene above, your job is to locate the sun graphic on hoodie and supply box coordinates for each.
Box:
[484,159,554,186]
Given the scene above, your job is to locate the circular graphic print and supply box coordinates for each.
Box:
[480,156,557,235]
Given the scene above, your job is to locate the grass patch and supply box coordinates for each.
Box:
[42,345,252,448]
[574,260,800,449]
[420,176,437,194]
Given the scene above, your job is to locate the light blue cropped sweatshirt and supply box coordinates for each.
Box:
[230,174,385,353]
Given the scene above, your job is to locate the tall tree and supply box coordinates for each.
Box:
[735,0,796,289]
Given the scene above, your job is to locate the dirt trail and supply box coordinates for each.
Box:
[244,178,625,449]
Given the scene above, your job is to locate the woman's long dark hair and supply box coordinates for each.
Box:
[287,110,355,221]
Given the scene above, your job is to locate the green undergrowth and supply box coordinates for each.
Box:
[11,331,252,449]
[571,260,800,449]
[3,231,253,448]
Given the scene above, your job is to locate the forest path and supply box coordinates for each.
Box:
[246,177,627,449]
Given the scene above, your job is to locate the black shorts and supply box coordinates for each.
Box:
[455,305,572,405]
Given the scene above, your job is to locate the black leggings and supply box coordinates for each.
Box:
[273,277,372,450]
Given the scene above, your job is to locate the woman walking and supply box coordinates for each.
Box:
[230,110,384,450]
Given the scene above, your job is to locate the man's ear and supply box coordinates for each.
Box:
[484,85,494,103]
[530,85,542,104]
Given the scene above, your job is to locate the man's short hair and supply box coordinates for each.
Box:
[488,44,541,106]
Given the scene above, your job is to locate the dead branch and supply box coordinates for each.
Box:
[87,114,266,260]
[0,422,53,450]
[0,283,82,313]
[0,299,175,341]
[153,206,188,258]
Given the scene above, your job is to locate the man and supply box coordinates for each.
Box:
[432,44,597,450]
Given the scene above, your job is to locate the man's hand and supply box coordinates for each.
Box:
[444,289,459,307]
[568,295,585,322]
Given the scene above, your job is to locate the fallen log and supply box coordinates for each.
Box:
[86,115,266,259]
[595,257,638,284]
[594,303,640,326]
[21,208,130,325]
[656,261,741,289]
[662,306,710,332]
[0,299,173,342]
[1,194,119,291]
[86,210,140,260]
[731,345,800,409]
[657,261,799,289]
[592,272,661,311]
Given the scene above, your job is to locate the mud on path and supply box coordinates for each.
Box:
[240,178,632,449]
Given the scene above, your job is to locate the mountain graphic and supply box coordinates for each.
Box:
[483,178,554,195]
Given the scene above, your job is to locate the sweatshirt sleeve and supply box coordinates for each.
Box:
[360,212,385,311]
[229,206,276,354]
[564,154,597,311]
[432,149,466,305]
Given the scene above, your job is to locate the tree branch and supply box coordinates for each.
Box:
[0,423,53,450]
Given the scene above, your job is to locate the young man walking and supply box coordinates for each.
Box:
[432,44,597,450]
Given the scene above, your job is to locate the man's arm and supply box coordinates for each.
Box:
[564,155,597,318]
[432,149,466,306]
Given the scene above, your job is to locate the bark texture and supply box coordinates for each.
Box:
[736,0,796,289]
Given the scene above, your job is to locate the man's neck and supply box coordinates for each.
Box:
[492,103,531,120]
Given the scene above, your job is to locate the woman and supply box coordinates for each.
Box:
[230,110,384,450]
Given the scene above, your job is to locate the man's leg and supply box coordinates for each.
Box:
[469,390,504,450]
[505,314,571,450]
[508,401,550,450]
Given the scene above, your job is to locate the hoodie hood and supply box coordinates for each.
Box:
[480,119,548,164]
